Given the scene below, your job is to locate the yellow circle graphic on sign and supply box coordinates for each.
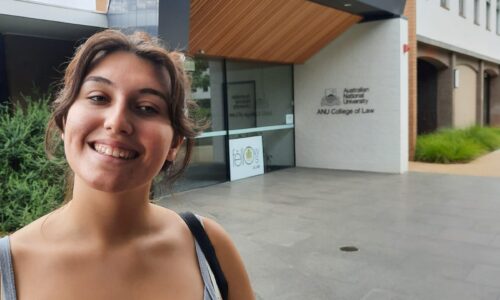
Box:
[244,147,254,164]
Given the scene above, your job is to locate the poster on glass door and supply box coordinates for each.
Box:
[229,136,264,181]
[227,81,256,129]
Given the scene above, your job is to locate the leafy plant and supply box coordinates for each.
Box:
[415,126,500,163]
[0,94,66,233]
[191,59,210,91]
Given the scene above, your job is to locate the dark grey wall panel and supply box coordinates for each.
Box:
[4,34,74,102]
[360,0,406,15]
[309,0,407,20]
[158,0,190,50]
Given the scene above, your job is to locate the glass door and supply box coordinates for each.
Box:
[165,58,228,193]
[225,60,295,180]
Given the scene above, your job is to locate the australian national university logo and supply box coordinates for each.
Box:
[317,87,374,116]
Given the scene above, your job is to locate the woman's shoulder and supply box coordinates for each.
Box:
[9,212,53,247]
[147,205,217,254]
[150,206,235,258]
[185,214,255,300]
[153,206,235,253]
[152,206,229,247]
[7,211,59,271]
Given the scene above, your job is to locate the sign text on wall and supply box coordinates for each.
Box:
[317,87,375,116]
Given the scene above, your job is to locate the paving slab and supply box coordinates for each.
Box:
[158,168,500,300]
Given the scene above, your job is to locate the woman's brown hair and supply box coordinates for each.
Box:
[45,29,199,200]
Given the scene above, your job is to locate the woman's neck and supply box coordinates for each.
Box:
[57,176,157,246]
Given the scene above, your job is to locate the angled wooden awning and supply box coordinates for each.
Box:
[188,0,362,64]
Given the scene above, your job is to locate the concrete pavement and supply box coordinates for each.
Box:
[158,168,500,299]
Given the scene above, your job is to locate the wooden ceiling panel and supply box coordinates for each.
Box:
[189,0,362,63]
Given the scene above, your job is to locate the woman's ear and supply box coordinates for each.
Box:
[166,136,184,161]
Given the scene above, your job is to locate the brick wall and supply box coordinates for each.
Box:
[404,0,417,160]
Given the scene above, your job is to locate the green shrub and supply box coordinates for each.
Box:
[415,126,500,163]
[0,95,66,233]
[466,126,500,151]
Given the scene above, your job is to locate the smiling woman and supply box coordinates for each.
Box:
[0,30,254,300]
[63,51,177,194]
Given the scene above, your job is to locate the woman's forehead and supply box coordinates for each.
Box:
[83,51,171,93]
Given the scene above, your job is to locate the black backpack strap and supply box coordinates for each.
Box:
[179,212,228,300]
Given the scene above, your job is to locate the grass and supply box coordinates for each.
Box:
[415,126,500,163]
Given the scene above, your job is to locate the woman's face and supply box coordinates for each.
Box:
[63,51,178,193]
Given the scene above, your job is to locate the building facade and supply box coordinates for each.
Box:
[13,0,498,193]
[416,0,500,133]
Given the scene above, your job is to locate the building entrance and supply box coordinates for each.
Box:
[484,73,491,125]
[417,59,438,134]
[166,58,295,194]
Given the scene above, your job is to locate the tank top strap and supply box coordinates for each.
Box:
[0,236,17,300]
[195,240,222,300]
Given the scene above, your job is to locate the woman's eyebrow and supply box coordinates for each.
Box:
[139,88,167,101]
[83,75,114,85]
[83,76,167,101]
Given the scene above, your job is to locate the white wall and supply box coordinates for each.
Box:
[294,18,408,174]
[417,0,500,63]
[24,0,96,11]
[0,0,107,27]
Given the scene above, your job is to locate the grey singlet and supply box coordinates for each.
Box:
[0,236,218,300]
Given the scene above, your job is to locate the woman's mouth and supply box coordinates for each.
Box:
[92,143,138,160]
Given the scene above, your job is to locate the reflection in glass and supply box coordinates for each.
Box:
[190,59,225,132]
[172,58,227,193]
[108,0,159,36]
[226,61,294,130]
[173,136,228,193]
[227,81,256,130]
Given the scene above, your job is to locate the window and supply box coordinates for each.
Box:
[441,0,449,9]
[475,0,481,25]
[487,0,492,30]
[497,0,500,33]
[460,0,466,17]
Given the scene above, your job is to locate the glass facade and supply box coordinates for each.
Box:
[174,59,229,192]
[108,0,159,36]
[170,58,295,194]
[225,61,295,172]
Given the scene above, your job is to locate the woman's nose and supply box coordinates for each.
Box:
[103,103,133,135]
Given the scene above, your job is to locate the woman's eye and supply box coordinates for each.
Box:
[137,105,159,115]
[88,95,107,103]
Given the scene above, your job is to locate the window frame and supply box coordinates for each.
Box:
[487,0,492,30]
[497,0,500,34]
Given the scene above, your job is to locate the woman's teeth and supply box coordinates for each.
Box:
[94,143,137,160]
